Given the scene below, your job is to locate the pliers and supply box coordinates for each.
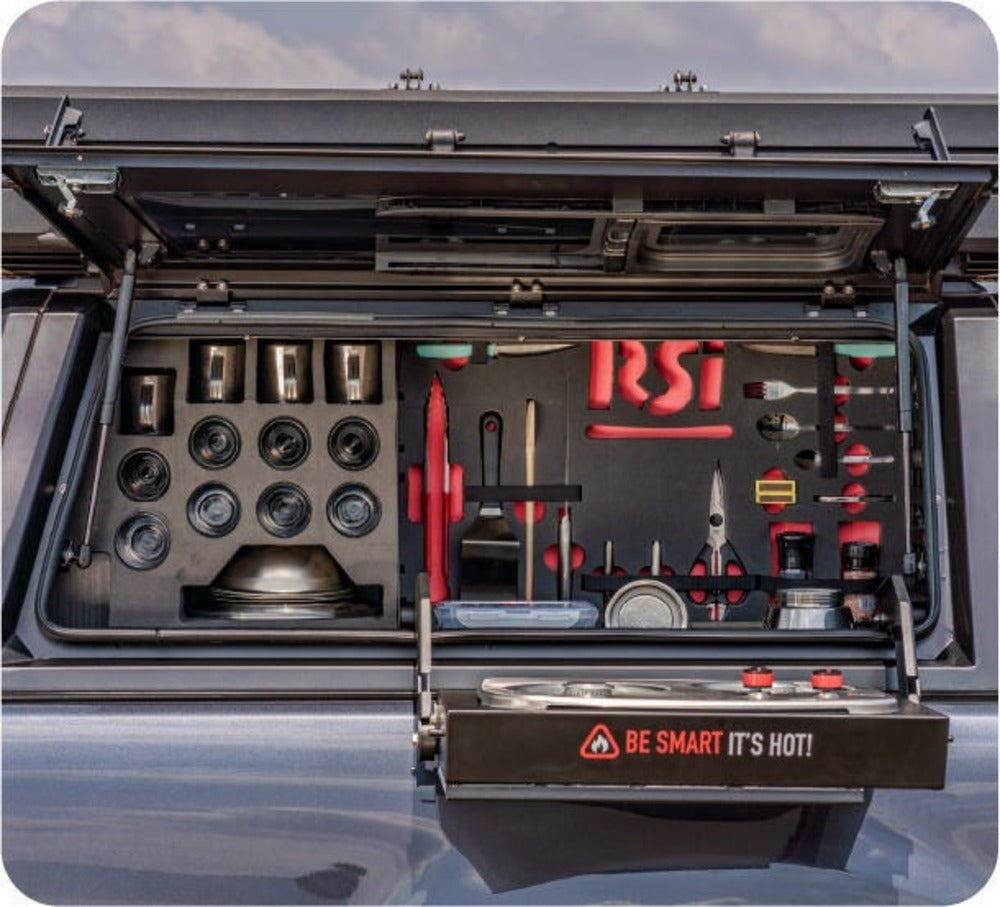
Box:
[689,461,747,621]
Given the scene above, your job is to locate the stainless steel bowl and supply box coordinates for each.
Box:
[211,545,352,596]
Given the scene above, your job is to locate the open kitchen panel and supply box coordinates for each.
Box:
[42,328,931,652]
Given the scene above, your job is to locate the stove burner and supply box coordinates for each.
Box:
[479,677,897,715]
[563,682,614,698]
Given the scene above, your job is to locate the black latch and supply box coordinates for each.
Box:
[602,218,636,272]
[42,95,84,147]
[721,130,760,157]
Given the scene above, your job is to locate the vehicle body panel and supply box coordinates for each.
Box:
[3,700,994,904]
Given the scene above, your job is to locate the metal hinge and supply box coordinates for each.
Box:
[874,181,958,231]
[425,128,465,152]
[817,280,861,311]
[35,166,119,219]
[193,278,234,305]
[414,575,445,761]
[672,70,699,92]
[888,575,921,702]
[721,130,760,157]
[390,68,440,91]
[495,279,557,316]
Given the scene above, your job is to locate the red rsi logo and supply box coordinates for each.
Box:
[589,340,725,415]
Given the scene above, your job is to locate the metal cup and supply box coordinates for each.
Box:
[188,340,245,403]
[324,341,382,404]
[189,417,241,469]
[257,483,312,538]
[120,369,176,435]
[327,483,381,538]
[257,341,313,403]
[328,417,380,471]
[187,483,241,538]
[259,417,311,470]
[115,513,171,570]
[117,449,171,501]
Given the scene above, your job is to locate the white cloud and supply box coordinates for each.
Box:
[734,2,995,88]
[1,2,995,92]
[3,2,365,87]
[495,1,567,37]
[574,1,699,49]
[350,5,489,85]
[18,1,75,28]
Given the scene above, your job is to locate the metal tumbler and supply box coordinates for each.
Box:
[188,340,245,403]
[120,369,176,435]
[324,341,382,404]
[257,341,313,403]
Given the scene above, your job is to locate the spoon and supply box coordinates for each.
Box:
[794,449,896,470]
[756,413,895,442]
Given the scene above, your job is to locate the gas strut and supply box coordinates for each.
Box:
[73,247,139,568]
[894,256,916,576]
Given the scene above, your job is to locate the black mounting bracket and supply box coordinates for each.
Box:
[43,95,85,147]
[912,107,951,162]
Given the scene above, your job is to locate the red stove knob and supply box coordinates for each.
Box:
[811,668,844,691]
[742,666,774,689]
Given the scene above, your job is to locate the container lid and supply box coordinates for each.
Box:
[605,581,688,629]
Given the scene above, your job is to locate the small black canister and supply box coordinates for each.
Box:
[777,531,815,580]
[842,541,879,623]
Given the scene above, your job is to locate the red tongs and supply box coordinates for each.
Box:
[407,375,464,603]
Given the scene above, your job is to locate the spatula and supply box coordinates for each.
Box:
[459,411,520,601]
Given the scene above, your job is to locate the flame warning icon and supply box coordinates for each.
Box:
[580,723,621,760]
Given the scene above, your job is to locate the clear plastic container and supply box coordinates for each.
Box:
[433,601,599,630]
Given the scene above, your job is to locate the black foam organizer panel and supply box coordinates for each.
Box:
[397,340,904,626]
[54,336,399,629]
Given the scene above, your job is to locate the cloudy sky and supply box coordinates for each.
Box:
[1,1,996,93]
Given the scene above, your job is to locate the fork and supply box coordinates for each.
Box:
[743,380,895,401]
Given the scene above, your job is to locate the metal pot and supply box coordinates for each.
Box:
[765,588,852,629]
